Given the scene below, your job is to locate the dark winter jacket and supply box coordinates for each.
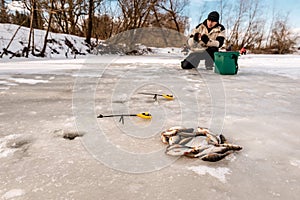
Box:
[188,20,225,51]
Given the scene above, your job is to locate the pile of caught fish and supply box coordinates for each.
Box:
[160,126,242,162]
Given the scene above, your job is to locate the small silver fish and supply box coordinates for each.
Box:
[184,136,208,148]
[177,128,194,133]
[185,146,211,158]
[192,145,217,158]
[161,126,242,162]
[200,151,232,162]
[177,131,197,137]
[217,143,243,151]
[161,126,192,136]
[205,133,220,145]
[178,137,194,145]
[161,129,178,136]
[196,127,210,135]
[168,135,181,145]
[165,144,194,156]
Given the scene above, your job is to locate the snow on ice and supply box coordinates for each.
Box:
[187,165,231,183]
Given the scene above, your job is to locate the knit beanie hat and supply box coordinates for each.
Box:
[208,11,219,22]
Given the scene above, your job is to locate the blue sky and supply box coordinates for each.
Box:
[188,0,300,29]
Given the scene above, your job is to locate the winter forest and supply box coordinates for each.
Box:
[0,0,299,58]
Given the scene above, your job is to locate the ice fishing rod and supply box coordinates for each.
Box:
[97,112,152,124]
[138,92,174,101]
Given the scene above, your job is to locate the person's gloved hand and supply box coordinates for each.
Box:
[193,33,200,42]
[201,34,209,44]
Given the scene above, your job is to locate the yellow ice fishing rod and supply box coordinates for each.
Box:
[138,92,174,101]
[97,112,152,124]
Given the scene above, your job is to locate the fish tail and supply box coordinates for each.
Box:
[219,134,227,144]
[218,144,243,151]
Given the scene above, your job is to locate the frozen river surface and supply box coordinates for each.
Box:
[0,54,299,200]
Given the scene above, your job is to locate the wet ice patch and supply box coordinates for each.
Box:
[2,189,25,199]
[187,165,231,183]
[112,93,128,104]
[0,87,10,90]
[226,154,237,162]
[0,80,18,86]
[28,111,37,115]
[0,79,15,90]
[64,117,76,128]
[8,77,49,85]
[0,80,18,90]
[239,55,300,80]
[0,134,31,158]
[0,134,21,158]
[290,160,300,168]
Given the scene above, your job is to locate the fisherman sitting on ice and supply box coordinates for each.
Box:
[181,11,225,70]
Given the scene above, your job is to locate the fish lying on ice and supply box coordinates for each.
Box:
[160,126,242,162]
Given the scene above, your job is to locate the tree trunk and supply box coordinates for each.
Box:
[86,0,93,45]
[26,0,35,58]
[32,1,39,28]
[40,0,54,57]
[172,12,180,32]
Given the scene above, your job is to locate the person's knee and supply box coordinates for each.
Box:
[181,60,194,69]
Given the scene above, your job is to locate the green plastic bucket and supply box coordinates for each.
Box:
[214,52,239,75]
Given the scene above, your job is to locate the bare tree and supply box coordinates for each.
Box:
[92,14,115,40]
[85,0,93,44]
[117,0,189,33]
[270,16,297,54]
[26,0,35,57]
[222,0,265,50]
[265,2,276,48]
[226,0,246,48]
[86,1,121,41]
[32,0,42,29]
[158,0,189,33]
[196,3,208,25]
[0,0,8,23]
[239,0,264,48]
[117,0,154,30]
[39,0,55,57]
[51,0,86,35]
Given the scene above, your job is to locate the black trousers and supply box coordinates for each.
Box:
[181,47,219,69]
